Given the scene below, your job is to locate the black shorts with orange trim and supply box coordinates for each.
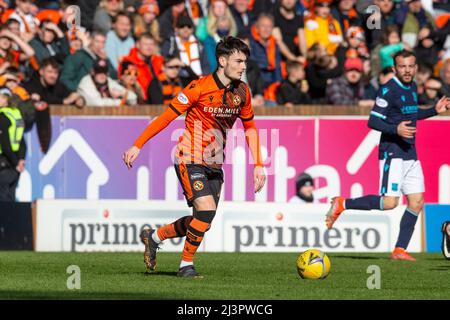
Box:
[174,163,223,207]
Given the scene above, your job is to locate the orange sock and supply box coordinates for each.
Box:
[156,216,192,241]
[181,217,210,262]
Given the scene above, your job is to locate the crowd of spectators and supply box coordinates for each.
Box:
[0,0,449,119]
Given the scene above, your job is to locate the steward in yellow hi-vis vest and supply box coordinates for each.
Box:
[0,87,26,202]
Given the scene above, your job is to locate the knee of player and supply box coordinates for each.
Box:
[383,196,399,210]
[408,199,424,213]
[193,196,217,211]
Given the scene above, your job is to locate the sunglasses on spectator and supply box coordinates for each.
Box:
[178,24,193,29]
[316,3,330,7]
[124,69,137,76]
[166,65,182,69]
[425,86,441,91]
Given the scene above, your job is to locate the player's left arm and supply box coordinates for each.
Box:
[240,86,266,193]
[419,96,450,120]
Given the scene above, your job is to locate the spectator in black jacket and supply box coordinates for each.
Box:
[305,43,345,103]
[276,60,311,107]
[24,58,85,153]
[147,55,184,105]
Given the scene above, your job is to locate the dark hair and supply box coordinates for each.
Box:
[41,57,60,70]
[6,18,20,27]
[426,76,442,83]
[164,54,180,64]
[112,11,132,24]
[380,66,394,75]
[137,32,155,42]
[393,50,417,66]
[215,36,250,66]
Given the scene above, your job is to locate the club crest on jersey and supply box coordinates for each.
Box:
[193,181,204,191]
[178,92,189,104]
[233,95,241,106]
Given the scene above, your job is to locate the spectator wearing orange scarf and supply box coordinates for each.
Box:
[249,13,282,88]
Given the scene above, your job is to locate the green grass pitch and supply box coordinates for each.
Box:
[0,252,449,299]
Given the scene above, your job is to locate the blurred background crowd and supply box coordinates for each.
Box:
[0,0,449,152]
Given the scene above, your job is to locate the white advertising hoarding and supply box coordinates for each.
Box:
[35,200,423,253]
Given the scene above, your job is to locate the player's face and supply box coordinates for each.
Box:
[394,56,418,84]
[223,51,247,81]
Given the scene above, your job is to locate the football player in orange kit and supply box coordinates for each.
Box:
[123,36,266,278]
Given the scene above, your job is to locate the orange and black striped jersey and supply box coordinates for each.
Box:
[133,72,263,169]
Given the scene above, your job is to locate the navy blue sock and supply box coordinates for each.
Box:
[345,195,383,210]
[395,208,419,249]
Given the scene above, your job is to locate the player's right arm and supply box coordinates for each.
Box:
[123,81,200,169]
[367,87,397,135]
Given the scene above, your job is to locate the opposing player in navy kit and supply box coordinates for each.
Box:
[325,50,450,261]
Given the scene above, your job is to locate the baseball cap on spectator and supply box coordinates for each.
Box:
[344,58,363,72]
[176,15,194,29]
[346,26,365,41]
[93,59,109,74]
[0,86,12,97]
[138,3,159,16]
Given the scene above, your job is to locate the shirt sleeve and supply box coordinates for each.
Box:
[133,80,200,149]
[167,79,200,116]
[239,85,254,122]
[368,86,398,135]
[370,86,394,121]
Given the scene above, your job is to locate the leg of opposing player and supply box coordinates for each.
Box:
[326,157,402,229]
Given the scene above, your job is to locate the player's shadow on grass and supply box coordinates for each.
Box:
[429,265,450,271]
[330,255,387,260]
[144,271,178,277]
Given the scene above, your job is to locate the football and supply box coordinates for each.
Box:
[296,249,331,280]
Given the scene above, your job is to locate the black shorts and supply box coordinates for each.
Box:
[174,163,223,207]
